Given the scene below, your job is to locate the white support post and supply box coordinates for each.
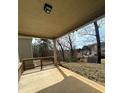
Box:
[53,39,58,66]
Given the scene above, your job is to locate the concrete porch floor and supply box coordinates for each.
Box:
[19,66,104,93]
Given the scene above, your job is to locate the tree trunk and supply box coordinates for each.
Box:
[94,21,101,64]
[68,34,74,58]
[57,40,65,61]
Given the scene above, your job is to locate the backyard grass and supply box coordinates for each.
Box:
[60,60,105,86]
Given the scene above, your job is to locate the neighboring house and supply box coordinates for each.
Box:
[82,46,92,56]
[82,42,105,58]
[58,42,105,60]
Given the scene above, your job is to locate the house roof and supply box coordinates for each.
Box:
[19,0,105,39]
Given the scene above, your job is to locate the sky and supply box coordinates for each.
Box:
[74,21,105,49]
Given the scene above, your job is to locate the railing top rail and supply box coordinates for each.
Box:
[22,56,54,61]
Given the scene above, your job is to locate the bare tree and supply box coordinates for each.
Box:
[56,32,76,61]
[57,40,65,61]
[77,18,105,63]
[68,34,74,57]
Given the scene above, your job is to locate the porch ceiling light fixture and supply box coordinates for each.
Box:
[43,3,53,14]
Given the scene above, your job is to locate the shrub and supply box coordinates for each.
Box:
[65,56,78,62]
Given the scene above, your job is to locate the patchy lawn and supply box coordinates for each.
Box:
[60,61,105,86]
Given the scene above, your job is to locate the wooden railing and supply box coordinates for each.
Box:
[22,56,54,71]
[18,62,24,81]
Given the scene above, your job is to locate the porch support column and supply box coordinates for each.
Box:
[53,39,58,66]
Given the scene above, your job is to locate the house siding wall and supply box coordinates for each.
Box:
[18,37,34,70]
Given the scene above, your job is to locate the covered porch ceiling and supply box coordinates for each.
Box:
[19,0,105,39]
